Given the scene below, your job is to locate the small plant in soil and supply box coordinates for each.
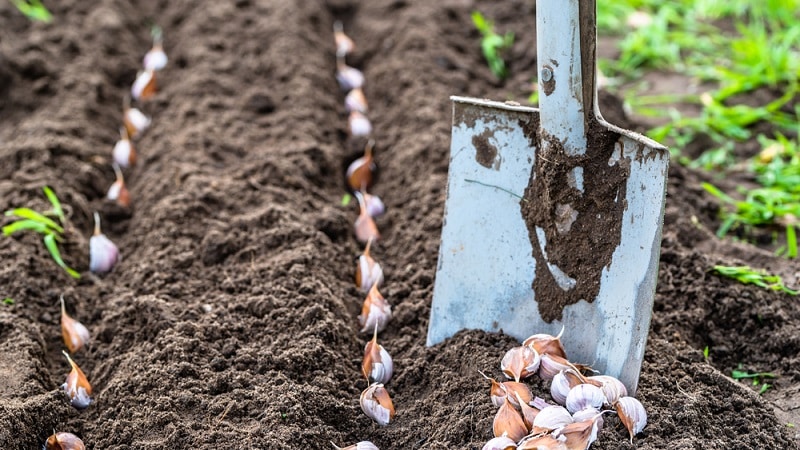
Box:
[712,265,798,295]
[731,365,776,395]
[471,11,514,80]
[3,186,80,278]
[10,0,52,22]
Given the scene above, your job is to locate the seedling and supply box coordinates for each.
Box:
[10,0,51,22]
[712,265,797,295]
[3,187,80,279]
[2,297,13,306]
[731,365,776,395]
[471,11,514,80]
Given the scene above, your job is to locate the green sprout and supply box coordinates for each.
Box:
[471,11,514,80]
[731,365,776,395]
[10,0,52,22]
[3,187,80,279]
[2,297,13,306]
[712,265,797,295]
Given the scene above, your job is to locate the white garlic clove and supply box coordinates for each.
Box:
[345,87,368,113]
[587,375,627,405]
[482,435,517,450]
[346,140,376,191]
[553,417,599,450]
[112,136,136,169]
[61,351,92,409]
[89,212,120,274]
[565,383,605,414]
[516,434,567,450]
[538,353,573,381]
[614,396,647,443]
[523,327,567,359]
[333,21,355,57]
[331,441,378,450]
[571,408,604,432]
[354,191,380,244]
[363,192,385,218]
[131,69,157,101]
[336,63,364,91]
[360,383,395,426]
[60,295,90,354]
[123,106,151,138]
[501,345,540,382]
[45,432,85,450]
[144,45,168,71]
[106,164,131,208]
[358,284,391,333]
[348,110,372,137]
[362,325,393,384]
[531,405,573,434]
[355,237,384,292]
[493,397,527,442]
[550,370,571,405]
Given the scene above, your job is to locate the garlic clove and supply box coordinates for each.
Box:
[501,345,541,382]
[571,408,604,432]
[331,441,378,450]
[143,46,168,72]
[60,295,90,354]
[565,384,605,414]
[89,212,120,274]
[354,191,380,244]
[515,391,539,432]
[530,396,551,411]
[123,104,151,138]
[360,383,395,426]
[131,69,157,101]
[493,397,527,442]
[346,140,376,191]
[348,110,372,137]
[363,191,385,218]
[523,327,567,359]
[362,324,393,384]
[482,435,518,450]
[336,60,364,91]
[550,370,571,405]
[112,128,136,169]
[531,405,573,434]
[553,418,599,450]
[587,375,627,406]
[538,353,575,381]
[106,163,131,208]
[358,284,391,333]
[345,87,368,113]
[333,21,355,57]
[355,237,384,292]
[614,396,647,443]
[479,371,532,408]
[517,434,567,450]
[45,432,85,450]
[61,350,92,409]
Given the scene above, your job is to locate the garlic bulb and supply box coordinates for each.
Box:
[348,110,372,137]
[565,384,605,414]
[355,237,383,292]
[112,128,136,169]
[493,397,527,442]
[360,383,395,426]
[362,325,393,384]
[131,69,157,101]
[358,284,391,333]
[482,435,517,450]
[336,60,364,91]
[61,351,92,409]
[106,164,131,208]
[523,327,567,359]
[531,405,573,434]
[123,105,151,138]
[614,396,647,443]
[345,87,368,113]
[354,191,380,244]
[587,375,627,405]
[501,345,540,382]
[45,432,85,450]
[89,212,119,274]
[60,295,90,354]
[331,441,378,450]
[333,21,355,57]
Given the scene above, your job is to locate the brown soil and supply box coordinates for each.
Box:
[1,0,798,449]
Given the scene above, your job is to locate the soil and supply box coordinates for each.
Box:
[1,0,798,449]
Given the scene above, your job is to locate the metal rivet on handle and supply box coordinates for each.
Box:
[540,66,553,82]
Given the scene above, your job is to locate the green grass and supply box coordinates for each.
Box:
[712,265,797,295]
[731,365,777,394]
[3,187,80,278]
[471,11,514,80]
[10,0,52,22]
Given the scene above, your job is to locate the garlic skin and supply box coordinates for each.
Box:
[60,296,90,354]
[45,432,85,450]
[89,212,120,274]
[565,383,605,414]
[360,383,395,426]
[493,397,527,442]
[131,69,157,101]
[61,351,92,409]
[554,417,600,450]
[345,87,368,113]
[123,106,151,138]
[333,21,355,57]
[358,284,391,333]
[531,405,573,434]
[355,237,384,292]
[362,325,393,384]
[523,328,567,359]
[336,62,364,91]
[348,110,372,137]
[482,435,517,450]
[614,396,647,443]
[501,346,541,382]
[587,375,627,405]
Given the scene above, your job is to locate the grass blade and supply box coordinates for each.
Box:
[43,233,80,279]
[4,207,63,233]
[42,186,65,225]
[2,219,51,236]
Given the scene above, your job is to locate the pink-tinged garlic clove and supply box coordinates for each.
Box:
[60,295,90,354]
[112,128,136,168]
[538,353,574,381]
[89,212,120,274]
[501,345,540,382]
[123,105,151,138]
[614,396,647,443]
[587,375,627,405]
[493,397,527,442]
[355,237,384,292]
[61,351,92,409]
[106,164,131,208]
[571,407,604,432]
[553,417,600,450]
[523,327,567,359]
[354,191,380,244]
[565,383,605,414]
[333,21,355,57]
[131,69,157,101]
[348,110,372,137]
[362,325,393,384]
[336,61,364,91]
[516,434,567,450]
[482,435,517,450]
[531,405,573,434]
[363,191,385,218]
[345,87,368,113]
[346,140,376,191]
[360,383,395,426]
[45,432,85,450]
[358,284,391,333]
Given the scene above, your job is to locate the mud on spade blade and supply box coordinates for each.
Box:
[427,0,669,395]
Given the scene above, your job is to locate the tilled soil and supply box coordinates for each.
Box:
[0,0,798,449]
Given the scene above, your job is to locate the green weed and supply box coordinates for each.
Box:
[712,265,797,295]
[731,365,777,394]
[471,11,514,80]
[10,0,52,22]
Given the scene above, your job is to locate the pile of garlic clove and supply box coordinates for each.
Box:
[483,329,648,449]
